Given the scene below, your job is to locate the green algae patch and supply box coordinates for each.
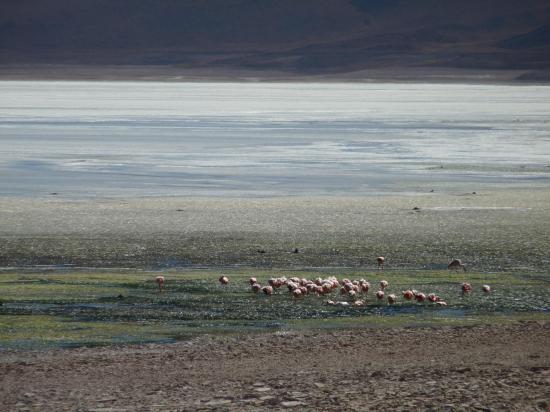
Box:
[286,311,550,330]
[1,269,549,349]
[0,315,173,349]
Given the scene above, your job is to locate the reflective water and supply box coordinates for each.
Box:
[1,81,549,197]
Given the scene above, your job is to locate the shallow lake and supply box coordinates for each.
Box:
[1,81,550,197]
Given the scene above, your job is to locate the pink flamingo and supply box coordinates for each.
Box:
[155,275,165,292]
[428,293,438,303]
[415,293,426,302]
[219,275,229,285]
[377,256,385,270]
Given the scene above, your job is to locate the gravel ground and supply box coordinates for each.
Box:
[1,321,549,411]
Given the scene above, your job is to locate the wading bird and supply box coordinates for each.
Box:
[155,275,165,292]
[219,275,229,285]
[415,292,426,302]
[428,293,439,303]
[402,290,414,300]
[448,259,466,271]
[377,256,385,270]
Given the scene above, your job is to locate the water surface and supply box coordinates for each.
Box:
[1,81,549,197]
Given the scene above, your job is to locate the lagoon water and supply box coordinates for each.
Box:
[1,81,549,197]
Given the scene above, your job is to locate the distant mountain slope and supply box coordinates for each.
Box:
[1,0,549,77]
[498,24,550,49]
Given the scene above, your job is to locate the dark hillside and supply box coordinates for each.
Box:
[1,0,549,78]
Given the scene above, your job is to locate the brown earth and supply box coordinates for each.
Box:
[1,321,549,411]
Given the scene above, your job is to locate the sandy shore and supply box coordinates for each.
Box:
[1,321,549,411]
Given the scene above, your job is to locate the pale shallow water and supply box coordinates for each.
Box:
[1,81,549,197]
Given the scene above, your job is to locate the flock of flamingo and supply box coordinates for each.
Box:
[153,257,491,308]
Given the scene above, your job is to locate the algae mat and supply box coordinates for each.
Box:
[1,269,549,349]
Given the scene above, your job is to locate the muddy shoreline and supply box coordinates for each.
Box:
[1,321,549,411]
[1,191,549,271]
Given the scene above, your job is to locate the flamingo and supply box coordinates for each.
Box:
[380,280,389,290]
[448,259,466,271]
[387,294,397,304]
[251,283,261,293]
[482,285,491,293]
[415,293,426,302]
[376,290,385,300]
[287,281,299,292]
[462,282,472,294]
[428,293,438,303]
[322,282,333,294]
[249,277,257,285]
[155,275,165,292]
[219,275,229,285]
[377,256,385,270]
[262,286,273,295]
[402,290,414,300]
[306,283,318,293]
